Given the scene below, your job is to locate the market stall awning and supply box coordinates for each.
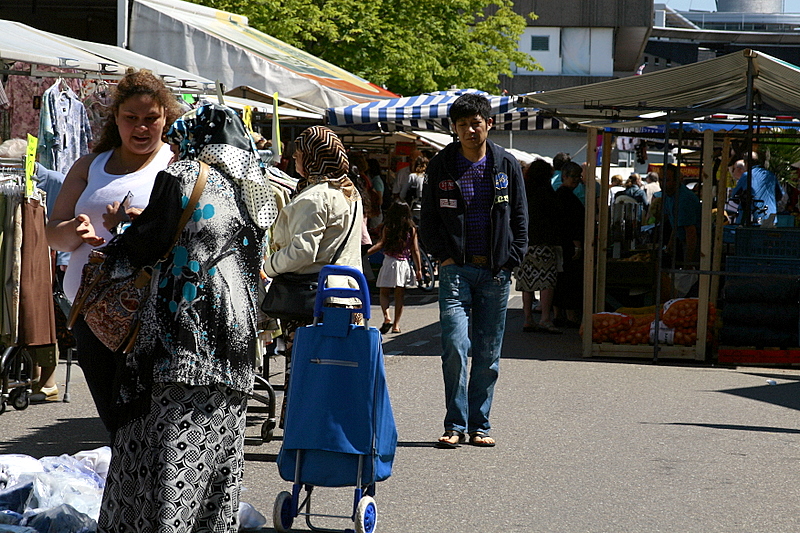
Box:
[0,18,220,93]
[0,20,122,74]
[129,0,398,112]
[326,89,561,133]
[207,94,323,120]
[57,35,216,90]
[520,49,800,129]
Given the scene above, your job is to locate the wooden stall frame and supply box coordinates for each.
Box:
[583,128,716,361]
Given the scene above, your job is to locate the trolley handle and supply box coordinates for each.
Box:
[314,265,371,320]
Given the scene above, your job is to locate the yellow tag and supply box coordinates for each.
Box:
[242,105,253,134]
[25,134,38,198]
[272,92,281,157]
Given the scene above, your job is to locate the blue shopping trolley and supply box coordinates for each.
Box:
[273,265,397,533]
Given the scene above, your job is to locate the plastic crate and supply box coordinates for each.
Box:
[722,225,736,244]
[726,255,800,275]
[734,227,800,259]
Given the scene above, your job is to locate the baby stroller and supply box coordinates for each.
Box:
[272,265,397,533]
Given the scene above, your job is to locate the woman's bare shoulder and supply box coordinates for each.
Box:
[67,152,102,179]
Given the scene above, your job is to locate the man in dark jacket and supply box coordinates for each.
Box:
[420,93,528,449]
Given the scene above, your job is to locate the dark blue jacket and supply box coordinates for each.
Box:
[419,139,528,274]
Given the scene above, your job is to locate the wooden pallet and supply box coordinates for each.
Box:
[591,343,698,359]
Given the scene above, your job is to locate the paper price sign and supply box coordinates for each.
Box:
[25,134,38,198]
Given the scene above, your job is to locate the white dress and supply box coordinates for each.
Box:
[376,253,416,289]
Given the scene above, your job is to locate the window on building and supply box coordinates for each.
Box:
[531,36,549,51]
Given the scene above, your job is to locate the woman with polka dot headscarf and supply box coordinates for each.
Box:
[94,102,276,533]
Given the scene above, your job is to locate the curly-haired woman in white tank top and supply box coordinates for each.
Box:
[46,69,183,439]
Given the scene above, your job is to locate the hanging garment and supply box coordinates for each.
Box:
[38,80,92,173]
[4,62,82,139]
[18,197,57,346]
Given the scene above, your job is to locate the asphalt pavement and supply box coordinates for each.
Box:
[3,287,800,532]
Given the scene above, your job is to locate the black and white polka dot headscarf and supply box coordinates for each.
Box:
[167,103,278,228]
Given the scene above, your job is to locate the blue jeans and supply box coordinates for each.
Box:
[438,264,511,434]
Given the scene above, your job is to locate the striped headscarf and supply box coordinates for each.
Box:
[294,126,357,201]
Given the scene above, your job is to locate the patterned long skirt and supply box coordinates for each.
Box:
[98,383,248,533]
[514,245,562,292]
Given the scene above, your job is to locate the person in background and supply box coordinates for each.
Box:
[393,148,422,200]
[46,69,181,436]
[730,152,780,225]
[515,158,563,334]
[620,172,648,207]
[642,171,661,205]
[552,161,585,329]
[420,92,527,449]
[367,158,385,205]
[367,200,422,334]
[350,151,381,232]
[550,151,570,190]
[608,174,625,205]
[724,159,746,223]
[405,155,429,219]
[661,163,701,266]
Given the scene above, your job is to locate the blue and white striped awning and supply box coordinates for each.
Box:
[326,89,560,132]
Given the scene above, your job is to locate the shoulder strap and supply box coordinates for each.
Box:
[331,201,358,264]
[161,161,209,261]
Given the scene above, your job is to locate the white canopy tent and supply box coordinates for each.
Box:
[0,19,322,123]
[520,49,800,129]
[0,18,216,91]
[128,0,398,113]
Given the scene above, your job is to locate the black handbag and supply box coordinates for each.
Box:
[259,272,320,322]
[261,203,357,322]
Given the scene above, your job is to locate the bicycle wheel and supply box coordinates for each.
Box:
[417,252,435,292]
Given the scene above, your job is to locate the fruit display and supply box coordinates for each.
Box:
[585,299,717,346]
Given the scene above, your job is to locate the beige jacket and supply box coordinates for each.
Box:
[264,181,363,278]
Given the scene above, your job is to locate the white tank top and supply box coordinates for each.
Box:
[63,144,174,302]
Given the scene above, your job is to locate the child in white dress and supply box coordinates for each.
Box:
[367,200,422,334]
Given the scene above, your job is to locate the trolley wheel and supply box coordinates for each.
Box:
[261,420,275,443]
[0,398,6,415]
[355,496,377,533]
[9,388,29,411]
[273,491,294,533]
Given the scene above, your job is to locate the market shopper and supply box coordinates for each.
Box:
[661,163,701,266]
[730,151,780,225]
[552,161,585,329]
[515,158,563,334]
[46,69,181,436]
[263,125,363,426]
[93,102,273,533]
[643,171,661,205]
[420,92,527,449]
[368,200,423,334]
[620,172,649,207]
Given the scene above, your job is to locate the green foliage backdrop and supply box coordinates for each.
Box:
[185,0,540,96]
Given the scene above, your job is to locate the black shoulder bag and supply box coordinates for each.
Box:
[261,203,358,322]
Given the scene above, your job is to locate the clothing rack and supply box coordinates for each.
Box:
[0,63,218,93]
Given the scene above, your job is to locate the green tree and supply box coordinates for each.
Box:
[186,0,540,96]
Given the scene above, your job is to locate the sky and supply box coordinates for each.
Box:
[662,0,800,12]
